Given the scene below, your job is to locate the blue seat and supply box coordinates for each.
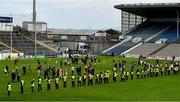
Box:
[125,22,170,40]
[105,42,135,55]
[151,24,178,43]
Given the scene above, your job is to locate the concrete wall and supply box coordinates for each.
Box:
[60,41,78,50]
[22,22,47,32]
[90,42,118,54]
[0,24,13,31]
[58,41,118,54]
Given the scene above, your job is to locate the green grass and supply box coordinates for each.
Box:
[0,56,180,101]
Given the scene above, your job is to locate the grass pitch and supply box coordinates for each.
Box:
[0,56,180,101]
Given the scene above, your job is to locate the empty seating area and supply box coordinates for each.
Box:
[125,22,171,40]
[0,32,56,55]
[150,24,178,43]
[125,43,166,56]
[24,32,47,41]
[0,44,9,51]
[104,42,136,55]
[103,22,172,55]
[153,44,180,57]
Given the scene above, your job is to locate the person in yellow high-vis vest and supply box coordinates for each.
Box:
[7,83,11,96]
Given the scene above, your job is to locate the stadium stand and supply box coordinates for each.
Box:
[153,44,180,57]
[24,32,47,41]
[125,43,166,56]
[0,44,9,51]
[103,3,180,57]
[102,22,170,55]
[0,31,57,55]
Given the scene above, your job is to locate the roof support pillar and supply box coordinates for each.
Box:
[128,12,130,30]
[177,10,179,40]
[33,0,37,57]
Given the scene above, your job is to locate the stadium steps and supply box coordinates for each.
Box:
[23,35,58,53]
[152,44,180,57]
[149,43,170,56]
[0,40,20,53]
[121,42,143,55]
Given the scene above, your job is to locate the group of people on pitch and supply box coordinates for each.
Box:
[6,56,180,96]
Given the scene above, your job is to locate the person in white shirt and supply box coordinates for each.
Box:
[63,76,67,88]
[54,77,59,89]
[88,73,93,86]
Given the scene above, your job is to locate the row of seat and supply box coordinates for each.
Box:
[125,22,171,40]
[105,42,136,55]
[151,24,178,43]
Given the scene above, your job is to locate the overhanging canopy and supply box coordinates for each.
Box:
[114,3,180,18]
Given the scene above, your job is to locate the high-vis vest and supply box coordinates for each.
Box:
[79,76,82,81]
[96,74,99,79]
[47,80,51,84]
[55,78,59,84]
[72,76,75,81]
[31,81,35,87]
[38,79,42,84]
[107,73,110,78]
[64,76,67,82]
[83,75,87,79]
[7,84,11,91]
[100,74,104,78]
[21,80,24,86]
[114,72,117,77]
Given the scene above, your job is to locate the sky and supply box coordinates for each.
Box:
[0,0,180,30]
